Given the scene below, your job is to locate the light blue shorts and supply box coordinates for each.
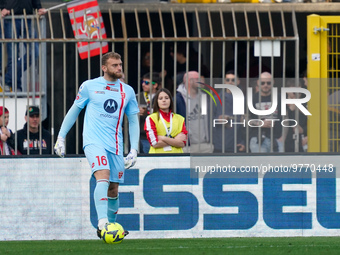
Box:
[84,144,125,183]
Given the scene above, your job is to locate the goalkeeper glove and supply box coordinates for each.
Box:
[124,149,137,169]
[54,136,65,157]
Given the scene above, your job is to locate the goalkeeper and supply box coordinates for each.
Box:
[54,52,139,238]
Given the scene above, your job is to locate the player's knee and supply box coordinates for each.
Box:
[94,169,110,180]
[108,183,119,197]
[108,189,118,197]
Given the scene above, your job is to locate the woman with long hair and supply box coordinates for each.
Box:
[144,88,187,153]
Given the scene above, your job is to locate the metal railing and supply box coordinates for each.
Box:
[0,6,302,155]
[0,13,47,155]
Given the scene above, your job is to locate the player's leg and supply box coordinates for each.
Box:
[93,170,110,230]
[84,144,111,236]
[107,154,125,223]
[107,182,119,223]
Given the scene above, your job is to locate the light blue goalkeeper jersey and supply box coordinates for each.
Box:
[75,77,139,155]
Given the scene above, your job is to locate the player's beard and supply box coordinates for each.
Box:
[107,70,123,80]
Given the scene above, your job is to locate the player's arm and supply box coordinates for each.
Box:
[54,104,82,157]
[124,113,139,169]
[127,113,140,151]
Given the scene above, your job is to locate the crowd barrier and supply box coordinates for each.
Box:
[1,154,340,240]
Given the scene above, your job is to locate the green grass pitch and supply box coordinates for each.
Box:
[1,237,340,255]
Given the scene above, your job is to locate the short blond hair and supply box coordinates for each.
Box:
[102,52,121,66]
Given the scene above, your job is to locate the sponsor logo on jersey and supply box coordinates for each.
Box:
[76,93,81,100]
[95,91,105,94]
[99,114,118,119]
[104,99,118,113]
[104,86,119,92]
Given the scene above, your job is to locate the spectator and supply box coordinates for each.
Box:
[163,43,210,92]
[251,79,259,94]
[249,72,283,153]
[137,72,161,153]
[0,106,14,155]
[1,0,46,92]
[212,71,245,153]
[13,106,52,154]
[140,51,158,77]
[176,71,213,153]
[141,51,151,77]
[283,79,307,152]
[120,72,126,83]
[145,88,187,153]
[301,69,308,90]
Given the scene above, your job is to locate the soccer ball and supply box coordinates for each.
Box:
[101,222,126,244]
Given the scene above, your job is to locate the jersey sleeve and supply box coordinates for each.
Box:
[181,121,188,135]
[180,121,188,145]
[74,82,90,109]
[124,86,139,115]
[57,104,82,138]
[127,113,140,151]
[144,116,158,146]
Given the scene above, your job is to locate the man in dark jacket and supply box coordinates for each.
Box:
[212,71,245,153]
[249,72,283,153]
[13,106,52,155]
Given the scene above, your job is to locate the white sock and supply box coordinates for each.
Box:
[98,217,109,230]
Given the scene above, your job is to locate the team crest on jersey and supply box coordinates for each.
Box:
[76,93,81,100]
[120,92,126,99]
[118,171,123,179]
[104,86,119,92]
[103,99,118,113]
[78,85,84,92]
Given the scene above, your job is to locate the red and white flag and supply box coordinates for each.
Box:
[67,0,108,59]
